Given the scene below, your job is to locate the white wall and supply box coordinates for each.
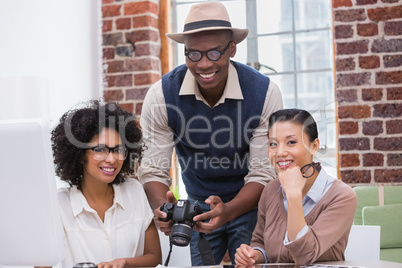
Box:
[0,0,102,126]
[0,1,102,267]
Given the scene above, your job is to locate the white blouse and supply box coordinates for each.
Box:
[57,178,153,268]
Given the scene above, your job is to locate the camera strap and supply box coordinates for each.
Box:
[198,232,215,265]
[164,236,174,266]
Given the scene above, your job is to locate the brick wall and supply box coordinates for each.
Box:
[333,0,402,184]
[101,0,161,115]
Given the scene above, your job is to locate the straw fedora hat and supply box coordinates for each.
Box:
[166,1,249,44]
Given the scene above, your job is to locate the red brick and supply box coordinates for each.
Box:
[102,0,114,4]
[103,48,115,60]
[336,58,356,71]
[387,87,402,100]
[339,121,359,135]
[374,169,402,182]
[133,15,159,28]
[103,20,113,32]
[134,73,160,86]
[333,0,353,8]
[125,29,159,43]
[336,40,369,55]
[367,6,402,21]
[336,72,371,87]
[340,153,360,167]
[356,0,377,4]
[381,0,399,2]
[105,74,132,87]
[374,137,402,151]
[126,88,149,101]
[387,154,402,166]
[338,105,371,119]
[384,21,402,36]
[119,103,134,114]
[357,23,378,36]
[340,170,371,183]
[125,58,160,72]
[134,43,160,57]
[336,89,357,103]
[384,54,402,69]
[103,33,123,46]
[104,89,124,101]
[335,25,354,39]
[334,9,366,22]
[386,119,402,134]
[124,1,158,16]
[362,120,383,135]
[102,4,121,18]
[135,102,143,115]
[371,39,402,53]
[359,55,380,69]
[339,137,370,150]
[116,18,131,30]
[362,88,383,101]
[373,103,402,117]
[106,60,125,73]
[384,55,402,68]
[376,71,402,85]
[363,153,384,167]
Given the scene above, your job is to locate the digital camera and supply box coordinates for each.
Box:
[160,199,203,246]
[73,263,97,268]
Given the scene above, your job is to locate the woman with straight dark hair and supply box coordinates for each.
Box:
[235,108,357,265]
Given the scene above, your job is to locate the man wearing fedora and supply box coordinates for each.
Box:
[138,1,283,265]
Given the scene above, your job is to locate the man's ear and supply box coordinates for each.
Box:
[230,41,237,58]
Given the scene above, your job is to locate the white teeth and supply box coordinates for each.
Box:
[278,161,292,166]
[200,73,215,78]
[101,167,115,172]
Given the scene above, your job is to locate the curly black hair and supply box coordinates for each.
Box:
[51,100,143,189]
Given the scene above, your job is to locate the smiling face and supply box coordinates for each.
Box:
[268,121,319,173]
[184,30,235,98]
[82,128,124,186]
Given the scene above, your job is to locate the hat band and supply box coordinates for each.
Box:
[184,19,232,32]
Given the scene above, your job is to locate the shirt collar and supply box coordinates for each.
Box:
[70,184,125,217]
[304,168,331,204]
[179,63,243,107]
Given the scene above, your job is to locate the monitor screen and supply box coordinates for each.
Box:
[0,118,64,266]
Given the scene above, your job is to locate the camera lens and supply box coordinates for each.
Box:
[171,223,193,246]
[73,263,97,268]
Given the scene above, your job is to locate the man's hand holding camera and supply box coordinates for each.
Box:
[155,191,231,236]
[192,195,228,234]
[154,191,177,235]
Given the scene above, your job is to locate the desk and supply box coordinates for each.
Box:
[315,260,402,268]
[218,261,402,268]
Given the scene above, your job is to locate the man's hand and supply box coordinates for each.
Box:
[192,195,227,233]
[153,190,177,235]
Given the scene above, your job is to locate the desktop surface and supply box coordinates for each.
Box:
[159,260,402,268]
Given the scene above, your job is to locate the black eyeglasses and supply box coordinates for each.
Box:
[300,162,322,178]
[185,40,233,62]
[88,145,127,161]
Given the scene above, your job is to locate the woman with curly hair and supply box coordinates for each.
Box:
[51,100,161,268]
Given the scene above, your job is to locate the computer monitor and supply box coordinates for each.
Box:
[0,118,64,266]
